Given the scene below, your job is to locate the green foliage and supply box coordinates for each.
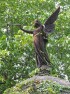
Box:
[29,68,40,77]
[0,31,35,93]
[0,0,70,93]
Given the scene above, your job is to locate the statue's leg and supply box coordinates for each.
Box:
[44,51,51,65]
[36,53,40,67]
[36,53,44,67]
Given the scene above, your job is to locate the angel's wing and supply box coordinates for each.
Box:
[44,6,60,26]
[43,7,60,33]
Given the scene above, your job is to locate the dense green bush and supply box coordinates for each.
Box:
[0,31,35,93]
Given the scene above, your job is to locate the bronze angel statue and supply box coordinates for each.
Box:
[18,7,60,68]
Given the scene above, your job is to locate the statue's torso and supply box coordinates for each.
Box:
[33,26,45,51]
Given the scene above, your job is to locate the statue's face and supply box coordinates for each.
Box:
[34,20,42,28]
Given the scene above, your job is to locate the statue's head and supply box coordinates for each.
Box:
[34,20,42,28]
[33,7,60,33]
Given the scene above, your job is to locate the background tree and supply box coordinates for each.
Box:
[0,0,70,93]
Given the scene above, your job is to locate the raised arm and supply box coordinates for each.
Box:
[17,24,33,34]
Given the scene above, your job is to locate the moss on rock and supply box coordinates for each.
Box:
[3,75,70,94]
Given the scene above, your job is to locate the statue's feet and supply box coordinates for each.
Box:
[38,65,52,75]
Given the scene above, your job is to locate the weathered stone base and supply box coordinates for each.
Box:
[4,75,70,94]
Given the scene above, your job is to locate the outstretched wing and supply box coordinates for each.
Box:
[44,6,60,33]
[44,6,60,26]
